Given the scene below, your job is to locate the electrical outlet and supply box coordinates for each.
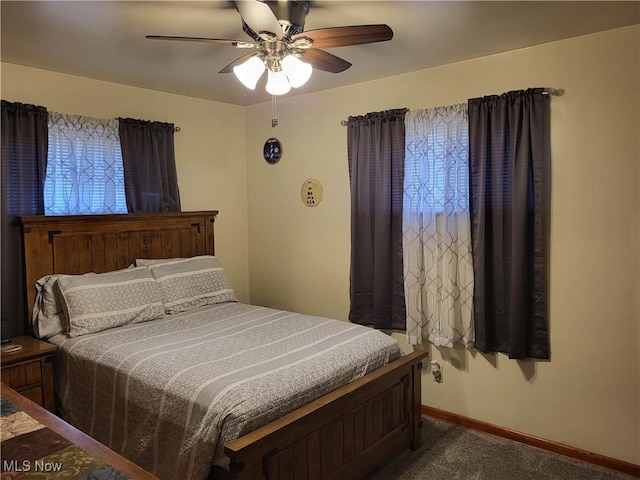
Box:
[430,360,442,383]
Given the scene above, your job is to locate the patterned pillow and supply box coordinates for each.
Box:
[56,267,165,337]
[32,274,66,338]
[135,258,185,267]
[148,256,236,314]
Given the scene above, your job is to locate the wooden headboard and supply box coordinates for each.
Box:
[19,211,218,333]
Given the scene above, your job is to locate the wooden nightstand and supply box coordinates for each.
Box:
[1,335,57,412]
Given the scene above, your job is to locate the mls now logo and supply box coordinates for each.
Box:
[2,460,63,472]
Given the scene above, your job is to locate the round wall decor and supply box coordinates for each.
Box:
[263,137,282,164]
[301,178,323,207]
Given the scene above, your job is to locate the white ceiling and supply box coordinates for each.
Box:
[1,1,638,106]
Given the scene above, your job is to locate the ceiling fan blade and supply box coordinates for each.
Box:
[235,0,283,39]
[219,52,259,74]
[146,35,249,47]
[294,24,393,49]
[302,49,352,74]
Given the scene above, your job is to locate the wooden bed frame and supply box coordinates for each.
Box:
[19,211,427,480]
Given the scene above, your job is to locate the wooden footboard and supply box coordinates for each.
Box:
[218,350,427,480]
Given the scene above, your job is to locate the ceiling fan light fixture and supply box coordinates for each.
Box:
[282,54,312,88]
[233,55,266,90]
[266,69,292,95]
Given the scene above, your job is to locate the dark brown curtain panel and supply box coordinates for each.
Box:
[468,89,550,359]
[1,100,48,336]
[346,108,408,330]
[118,118,181,213]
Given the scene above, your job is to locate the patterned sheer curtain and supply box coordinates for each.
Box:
[403,105,474,346]
[44,113,127,215]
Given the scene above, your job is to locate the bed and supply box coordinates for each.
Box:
[19,211,427,480]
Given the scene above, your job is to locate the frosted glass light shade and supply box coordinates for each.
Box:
[282,55,312,88]
[233,56,265,90]
[266,70,291,95]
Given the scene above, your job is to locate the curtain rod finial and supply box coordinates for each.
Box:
[545,88,565,96]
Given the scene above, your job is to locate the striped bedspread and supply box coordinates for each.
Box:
[49,302,402,480]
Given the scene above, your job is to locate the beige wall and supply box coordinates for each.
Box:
[0,63,250,302]
[2,24,638,466]
[245,25,640,464]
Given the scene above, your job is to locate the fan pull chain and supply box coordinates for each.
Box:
[271,95,278,128]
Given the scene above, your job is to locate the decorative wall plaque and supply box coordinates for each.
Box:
[263,137,282,164]
[301,178,323,207]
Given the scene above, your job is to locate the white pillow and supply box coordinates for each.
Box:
[32,274,66,338]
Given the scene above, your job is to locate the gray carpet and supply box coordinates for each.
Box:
[369,417,636,480]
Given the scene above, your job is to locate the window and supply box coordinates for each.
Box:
[44,113,127,215]
[404,107,470,215]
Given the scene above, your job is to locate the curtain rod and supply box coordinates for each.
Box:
[117,116,181,132]
[340,87,564,126]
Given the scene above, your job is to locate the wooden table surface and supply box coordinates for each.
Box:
[1,382,159,480]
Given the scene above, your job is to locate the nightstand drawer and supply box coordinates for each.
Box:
[1,359,42,388]
[20,386,44,405]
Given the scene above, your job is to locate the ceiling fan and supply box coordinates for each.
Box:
[146,0,393,95]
